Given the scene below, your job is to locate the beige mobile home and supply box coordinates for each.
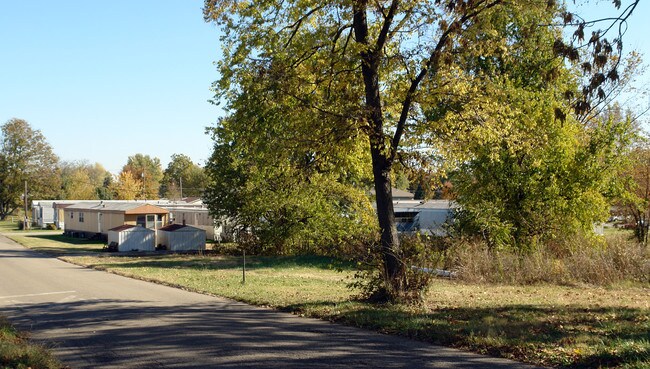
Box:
[63,202,169,238]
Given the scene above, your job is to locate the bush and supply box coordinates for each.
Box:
[351,234,451,303]
[45,223,57,230]
[210,242,241,255]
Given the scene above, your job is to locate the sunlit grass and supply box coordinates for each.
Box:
[8,234,105,254]
[5,228,649,368]
[65,253,650,368]
[0,219,20,233]
[69,254,354,306]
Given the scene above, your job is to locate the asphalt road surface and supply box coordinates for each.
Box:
[0,234,541,368]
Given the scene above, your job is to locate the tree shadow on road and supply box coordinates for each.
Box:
[0,298,540,369]
[282,301,650,369]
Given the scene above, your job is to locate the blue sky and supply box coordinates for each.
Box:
[0,1,648,174]
[0,1,221,174]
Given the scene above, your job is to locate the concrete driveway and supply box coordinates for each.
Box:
[0,234,541,368]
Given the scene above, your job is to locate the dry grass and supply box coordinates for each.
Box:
[0,316,62,369]
[447,234,650,286]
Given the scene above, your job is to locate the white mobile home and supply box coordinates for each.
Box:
[393,200,457,236]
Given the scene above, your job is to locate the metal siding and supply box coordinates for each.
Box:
[107,230,119,245]
[166,228,206,251]
[64,209,85,233]
[169,209,215,240]
[42,208,55,225]
[117,228,155,252]
[157,230,168,248]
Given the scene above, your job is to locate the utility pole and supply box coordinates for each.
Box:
[24,180,28,230]
[180,176,183,200]
[142,171,146,201]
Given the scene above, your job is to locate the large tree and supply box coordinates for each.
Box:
[0,118,60,220]
[120,154,163,200]
[111,171,141,200]
[60,161,113,200]
[425,7,640,249]
[450,104,636,249]
[161,154,208,199]
[204,0,638,300]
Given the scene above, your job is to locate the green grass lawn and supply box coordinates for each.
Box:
[0,316,62,369]
[0,219,21,233]
[0,219,62,235]
[8,234,105,255]
[3,227,649,368]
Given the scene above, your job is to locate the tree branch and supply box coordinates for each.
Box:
[281,5,326,49]
[389,0,503,163]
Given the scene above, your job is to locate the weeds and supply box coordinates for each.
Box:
[0,317,62,369]
[448,233,649,286]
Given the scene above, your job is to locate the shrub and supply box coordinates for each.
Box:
[351,234,450,303]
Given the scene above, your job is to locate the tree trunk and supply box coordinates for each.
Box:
[370,147,402,295]
[353,1,403,299]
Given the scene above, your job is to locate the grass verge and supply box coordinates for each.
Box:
[61,253,649,369]
[7,234,105,255]
[5,230,650,368]
[0,316,62,369]
[0,220,20,233]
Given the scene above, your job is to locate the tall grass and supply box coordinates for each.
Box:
[447,234,650,285]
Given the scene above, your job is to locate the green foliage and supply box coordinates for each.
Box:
[620,137,650,244]
[450,112,635,250]
[120,154,163,200]
[60,161,112,200]
[426,7,638,250]
[0,118,60,220]
[160,154,207,199]
[203,0,638,300]
[205,110,377,255]
[96,171,115,200]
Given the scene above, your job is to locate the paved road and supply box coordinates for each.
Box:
[0,234,540,368]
